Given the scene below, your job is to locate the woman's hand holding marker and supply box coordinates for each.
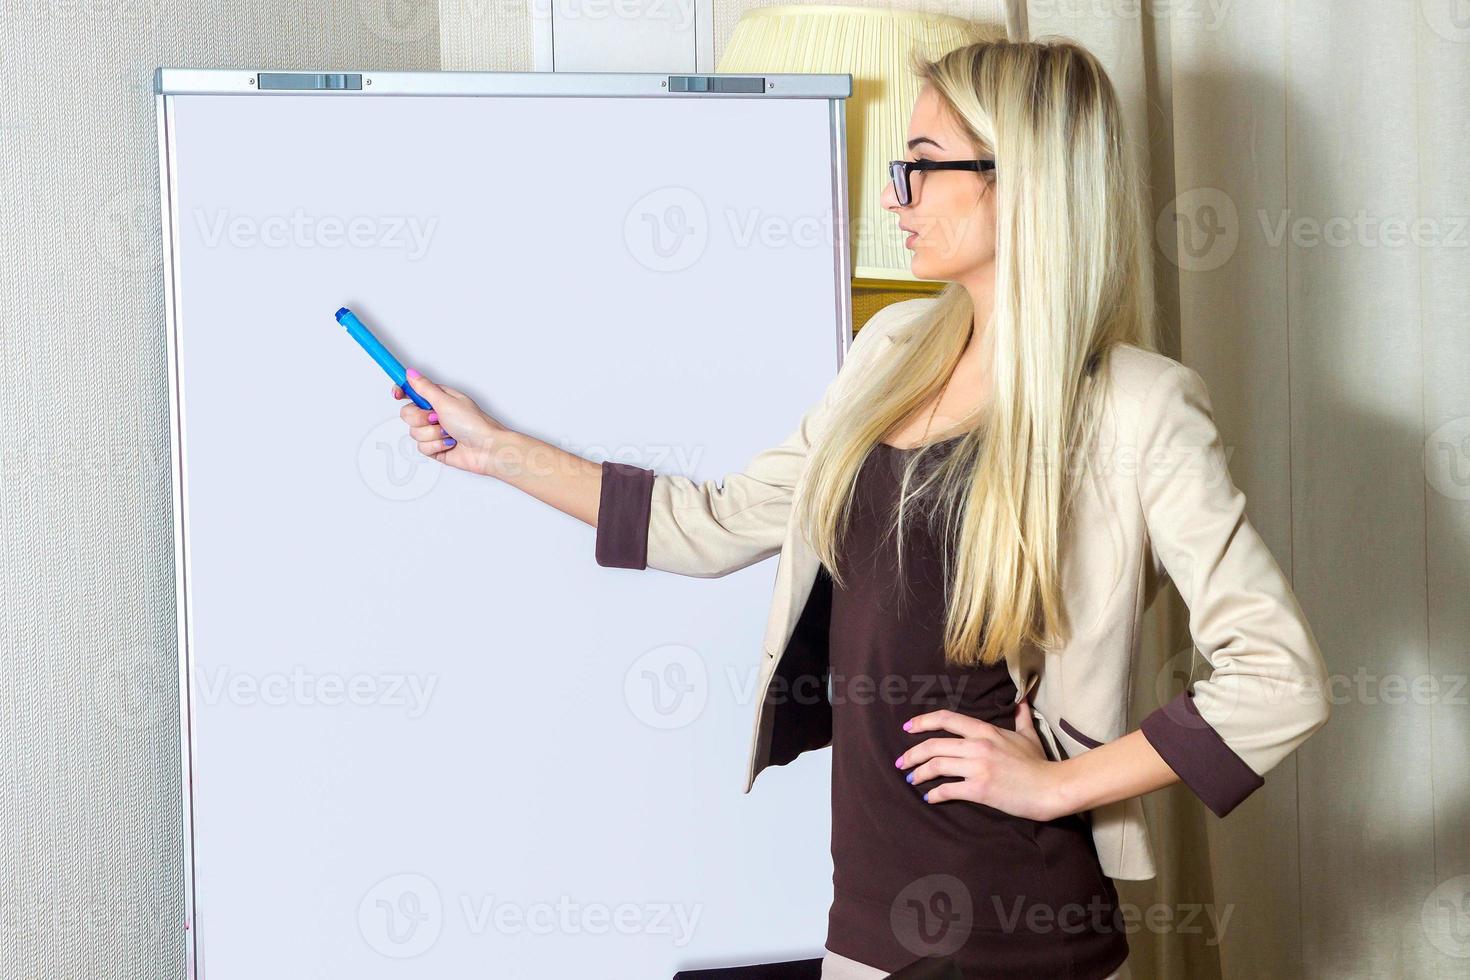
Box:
[392,368,509,476]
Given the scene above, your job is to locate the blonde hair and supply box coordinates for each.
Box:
[794,36,1158,668]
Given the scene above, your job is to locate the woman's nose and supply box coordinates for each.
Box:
[880,180,900,211]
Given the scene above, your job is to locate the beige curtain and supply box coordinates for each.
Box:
[1011,3,1469,978]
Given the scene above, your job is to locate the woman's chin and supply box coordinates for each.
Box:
[909,254,941,281]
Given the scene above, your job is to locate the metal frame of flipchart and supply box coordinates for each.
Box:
[154,68,854,978]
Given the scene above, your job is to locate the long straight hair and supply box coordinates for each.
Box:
[794,37,1158,668]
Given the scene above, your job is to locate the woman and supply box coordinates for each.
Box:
[389,38,1331,980]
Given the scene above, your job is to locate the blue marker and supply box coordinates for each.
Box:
[334,307,433,411]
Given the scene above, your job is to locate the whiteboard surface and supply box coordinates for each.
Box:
[162,83,849,978]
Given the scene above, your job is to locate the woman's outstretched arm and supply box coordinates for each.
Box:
[388,369,605,526]
[390,300,925,578]
[391,341,873,578]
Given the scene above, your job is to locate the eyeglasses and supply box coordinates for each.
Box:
[888,158,996,206]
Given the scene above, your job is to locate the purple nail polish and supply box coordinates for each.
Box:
[923,791,930,802]
[444,438,456,447]
[906,772,914,784]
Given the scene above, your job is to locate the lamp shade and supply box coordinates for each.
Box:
[718,5,997,283]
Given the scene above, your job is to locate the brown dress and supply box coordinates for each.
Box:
[824,434,1129,979]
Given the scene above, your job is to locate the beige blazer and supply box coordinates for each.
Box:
[594,297,1331,881]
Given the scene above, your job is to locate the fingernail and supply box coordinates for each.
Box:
[906,773,914,784]
[406,368,421,379]
[427,411,438,423]
[444,437,456,447]
[894,755,904,768]
[923,791,930,802]
[902,721,913,732]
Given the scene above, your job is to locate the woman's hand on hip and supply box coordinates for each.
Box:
[894,702,1068,822]
[393,368,510,477]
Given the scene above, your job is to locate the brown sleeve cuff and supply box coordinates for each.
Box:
[1139,689,1265,818]
[595,460,655,569]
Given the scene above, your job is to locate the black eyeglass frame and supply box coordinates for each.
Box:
[888,159,996,206]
